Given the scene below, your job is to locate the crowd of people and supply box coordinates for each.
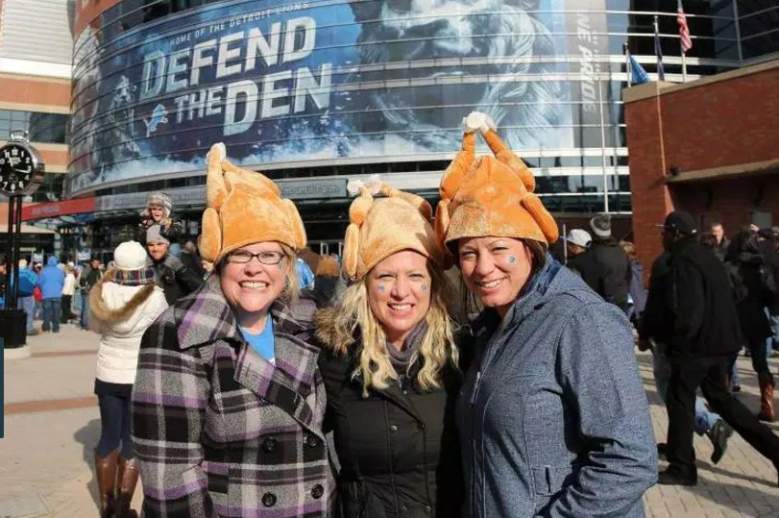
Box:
[562,209,779,489]
[2,112,778,517]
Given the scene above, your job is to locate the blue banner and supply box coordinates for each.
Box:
[69,0,610,195]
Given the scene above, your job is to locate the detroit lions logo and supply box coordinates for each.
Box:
[143,104,168,137]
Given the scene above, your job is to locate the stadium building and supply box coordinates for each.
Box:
[4,0,779,259]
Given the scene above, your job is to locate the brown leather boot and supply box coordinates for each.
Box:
[94,450,119,518]
[757,372,776,422]
[115,457,140,518]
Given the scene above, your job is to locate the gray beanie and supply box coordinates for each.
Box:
[146,224,170,245]
[589,215,612,239]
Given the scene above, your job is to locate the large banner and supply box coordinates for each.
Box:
[69,0,609,195]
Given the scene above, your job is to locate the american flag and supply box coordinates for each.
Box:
[677,0,693,53]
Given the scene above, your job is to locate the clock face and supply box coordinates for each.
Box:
[0,143,38,195]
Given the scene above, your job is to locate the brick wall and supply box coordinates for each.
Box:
[625,63,779,278]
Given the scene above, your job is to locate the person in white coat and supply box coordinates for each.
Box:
[61,262,77,323]
[90,241,168,518]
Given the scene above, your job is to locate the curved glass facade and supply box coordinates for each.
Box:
[69,0,756,215]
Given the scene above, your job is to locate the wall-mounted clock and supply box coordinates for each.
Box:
[0,140,45,196]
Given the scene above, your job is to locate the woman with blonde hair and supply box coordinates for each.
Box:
[436,113,656,517]
[132,144,333,516]
[316,183,462,518]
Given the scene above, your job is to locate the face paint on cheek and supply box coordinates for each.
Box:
[508,256,517,264]
[376,284,386,293]
[420,283,428,292]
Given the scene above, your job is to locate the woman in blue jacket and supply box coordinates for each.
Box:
[435,113,657,517]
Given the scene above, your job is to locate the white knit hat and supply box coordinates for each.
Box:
[566,229,592,249]
[114,241,148,271]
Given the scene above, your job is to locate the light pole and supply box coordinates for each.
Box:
[1,132,44,350]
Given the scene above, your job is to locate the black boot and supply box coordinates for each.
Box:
[707,419,733,464]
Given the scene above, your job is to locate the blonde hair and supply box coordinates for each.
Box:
[278,242,299,303]
[328,263,458,396]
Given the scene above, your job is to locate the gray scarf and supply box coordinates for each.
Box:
[386,321,428,374]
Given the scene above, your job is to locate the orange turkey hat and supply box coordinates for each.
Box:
[435,112,559,256]
[198,143,306,264]
[342,182,444,281]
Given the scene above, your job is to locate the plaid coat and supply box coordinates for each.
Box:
[132,276,334,517]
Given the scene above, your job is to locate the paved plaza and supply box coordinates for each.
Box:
[1,324,778,517]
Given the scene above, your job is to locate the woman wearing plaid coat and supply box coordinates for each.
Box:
[132,144,334,517]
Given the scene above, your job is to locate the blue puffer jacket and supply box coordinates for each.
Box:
[37,257,65,299]
[17,267,38,297]
[457,257,657,518]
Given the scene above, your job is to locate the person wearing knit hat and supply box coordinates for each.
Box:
[89,241,168,518]
[437,112,656,517]
[144,223,201,305]
[315,182,462,517]
[132,143,334,517]
[573,213,632,311]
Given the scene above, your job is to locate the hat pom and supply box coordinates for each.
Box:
[343,223,361,279]
[199,207,222,262]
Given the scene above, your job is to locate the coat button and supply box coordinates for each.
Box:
[390,424,398,432]
[304,434,320,448]
[311,484,324,499]
[425,505,432,514]
[262,437,277,453]
[262,492,277,507]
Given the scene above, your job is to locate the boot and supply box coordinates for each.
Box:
[757,372,775,422]
[94,450,119,518]
[115,457,140,518]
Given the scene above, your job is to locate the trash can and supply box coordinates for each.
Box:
[0,309,28,347]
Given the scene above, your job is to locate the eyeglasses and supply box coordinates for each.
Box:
[226,250,286,265]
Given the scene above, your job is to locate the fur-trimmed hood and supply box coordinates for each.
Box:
[89,270,164,325]
[314,306,344,353]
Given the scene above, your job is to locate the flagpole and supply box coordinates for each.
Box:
[653,15,664,81]
[681,49,687,82]
[624,42,631,86]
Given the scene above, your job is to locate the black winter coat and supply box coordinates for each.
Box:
[638,252,673,344]
[665,237,742,357]
[150,255,202,305]
[568,239,631,308]
[316,314,463,518]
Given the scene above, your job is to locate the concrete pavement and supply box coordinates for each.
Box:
[2,323,779,517]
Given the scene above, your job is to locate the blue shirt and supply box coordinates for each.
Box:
[241,318,275,364]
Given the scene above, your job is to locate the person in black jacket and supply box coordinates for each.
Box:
[639,252,733,466]
[650,211,779,487]
[145,225,202,305]
[568,215,632,312]
[315,183,462,518]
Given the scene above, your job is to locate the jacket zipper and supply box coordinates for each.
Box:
[470,370,482,405]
